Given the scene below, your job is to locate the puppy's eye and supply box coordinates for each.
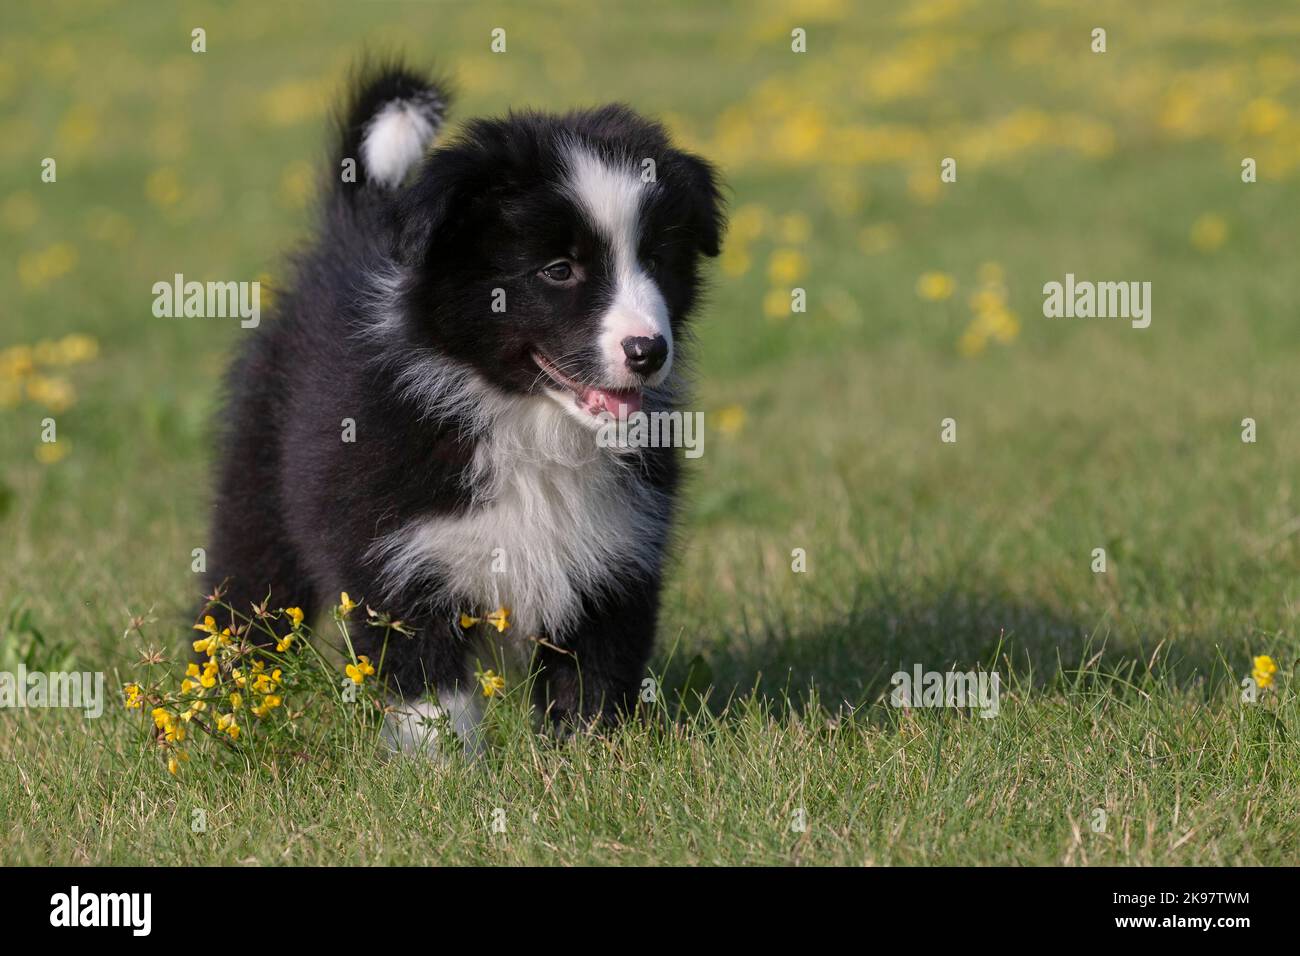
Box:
[644,253,662,274]
[539,261,574,283]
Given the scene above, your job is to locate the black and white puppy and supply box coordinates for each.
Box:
[201,62,724,754]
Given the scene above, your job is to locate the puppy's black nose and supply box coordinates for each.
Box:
[621,335,668,375]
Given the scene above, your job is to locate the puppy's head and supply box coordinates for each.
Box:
[391,106,725,426]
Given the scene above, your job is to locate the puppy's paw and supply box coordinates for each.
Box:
[382,688,483,760]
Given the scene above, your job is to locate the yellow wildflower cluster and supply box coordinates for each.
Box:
[123,683,143,709]
[958,263,1020,357]
[718,203,814,321]
[459,607,511,633]
[16,242,77,291]
[345,656,375,685]
[1252,655,1278,690]
[476,669,506,699]
[125,605,305,774]
[0,334,98,414]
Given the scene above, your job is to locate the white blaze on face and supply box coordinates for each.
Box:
[563,145,671,387]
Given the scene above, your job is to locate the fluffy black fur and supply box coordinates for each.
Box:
[201,61,724,732]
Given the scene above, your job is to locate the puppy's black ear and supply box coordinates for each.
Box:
[389,150,484,266]
[675,151,726,257]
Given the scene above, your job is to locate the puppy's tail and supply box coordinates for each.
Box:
[334,60,451,195]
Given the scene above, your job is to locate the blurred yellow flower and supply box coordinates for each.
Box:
[24,375,75,412]
[906,168,941,204]
[145,167,183,208]
[35,442,67,465]
[916,271,955,301]
[279,160,315,210]
[767,248,809,284]
[714,404,746,436]
[56,103,98,152]
[1253,655,1278,689]
[720,245,751,278]
[261,79,326,127]
[339,592,358,616]
[762,287,793,319]
[1190,213,1228,252]
[17,242,77,291]
[1243,98,1287,136]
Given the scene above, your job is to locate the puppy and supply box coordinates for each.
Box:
[201,62,724,754]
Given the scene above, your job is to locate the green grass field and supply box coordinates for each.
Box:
[2,0,1299,865]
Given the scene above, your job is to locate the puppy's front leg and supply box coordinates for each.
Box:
[532,590,659,731]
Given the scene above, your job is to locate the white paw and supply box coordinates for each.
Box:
[381,688,483,759]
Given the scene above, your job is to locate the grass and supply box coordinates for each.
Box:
[2,0,1300,865]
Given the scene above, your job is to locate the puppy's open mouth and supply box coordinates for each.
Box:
[532,352,643,417]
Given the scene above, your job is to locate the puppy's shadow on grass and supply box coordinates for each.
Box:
[659,580,1231,714]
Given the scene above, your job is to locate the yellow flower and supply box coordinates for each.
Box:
[229,692,242,710]
[345,655,376,684]
[762,287,793,319]
[35,441,69,465]
[276,633,295,652]
[185,662,200,678]
[181,700,205,722]
[461,608,510,632]
[151,707,170,729]
[916,271,955,302]
[478,669,506,698]
[714,404,747,436]
[285,607,304,628]
[123,683,143,709]
[1253,655,1278,689]
[767,248,808,285]
[339,592,358,616]
[1190,214,1227,253]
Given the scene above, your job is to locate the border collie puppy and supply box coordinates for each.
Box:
[202,62,724,755]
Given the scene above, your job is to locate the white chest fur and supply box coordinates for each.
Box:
[370,396,669,640]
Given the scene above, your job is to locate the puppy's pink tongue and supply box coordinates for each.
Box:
[580,386,643,417]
